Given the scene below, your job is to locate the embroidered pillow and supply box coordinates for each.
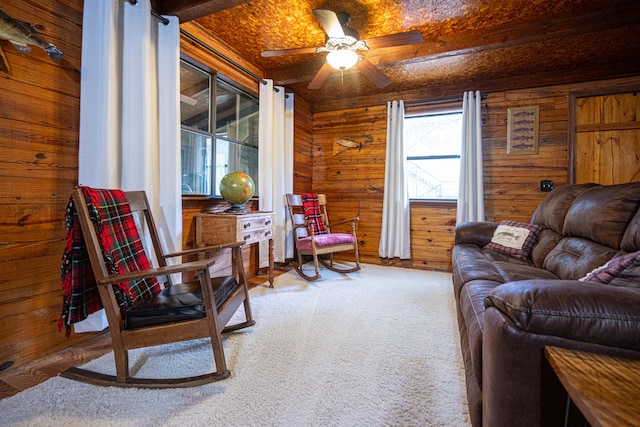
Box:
[483,220,545,260]
[580,250,640,286]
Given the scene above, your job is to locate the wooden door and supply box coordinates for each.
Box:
[574,92,640,184]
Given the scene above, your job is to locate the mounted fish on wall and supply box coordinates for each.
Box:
[332,135,374,156]
[0,7,63,73]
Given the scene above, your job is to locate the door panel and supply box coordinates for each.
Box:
[575,93,640,184]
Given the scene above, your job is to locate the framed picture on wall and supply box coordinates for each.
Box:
[507,105,539,155]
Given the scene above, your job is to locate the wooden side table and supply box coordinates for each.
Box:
[545,346,640,427]
[195,211,275,287]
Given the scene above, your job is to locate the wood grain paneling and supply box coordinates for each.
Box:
[311,104,458,270]
[309,76,640,271]
[2,0,640,383]
[293,95,313,193]
[575,92,640,184]
[0,0,88,373]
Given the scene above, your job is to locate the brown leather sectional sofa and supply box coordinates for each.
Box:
[452,182,640,426]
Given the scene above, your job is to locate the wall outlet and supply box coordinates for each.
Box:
[540,180,554,192]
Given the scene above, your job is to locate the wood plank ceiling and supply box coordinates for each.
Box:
[155,0,640,109]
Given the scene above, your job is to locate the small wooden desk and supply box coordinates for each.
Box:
[545,346,640,427]
[195,212,275,287]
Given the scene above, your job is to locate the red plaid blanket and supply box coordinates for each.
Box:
[301,193,327,235]
[59,187,160,336]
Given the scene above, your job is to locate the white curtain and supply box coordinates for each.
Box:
[75,0,180,331]
[258,80,294,266]
[457,90,485,224]
[379,100,411,259]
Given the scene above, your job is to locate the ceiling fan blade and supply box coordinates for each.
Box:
[261,46,320,57]
[308,62,333,89]
[312,9,345,39]
[362,30,424,50]
[357,58,392,88]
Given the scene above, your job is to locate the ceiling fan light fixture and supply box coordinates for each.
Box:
[326,48,359,71]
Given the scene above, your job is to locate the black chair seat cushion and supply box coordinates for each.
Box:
[124,275,239,329]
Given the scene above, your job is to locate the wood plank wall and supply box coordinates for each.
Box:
[1,2,639,375]
[0,0,84,373]
[293,95,313,193]
[311,104,459,270]
[311,76,640,271]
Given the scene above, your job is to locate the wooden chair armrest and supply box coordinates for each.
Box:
[292,223,308,231]
[330,217,360,227]
[162,241,245,258]
[97,258,217,286]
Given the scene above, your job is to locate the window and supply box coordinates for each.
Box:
[404,112,462,200]
[180,60,259,196]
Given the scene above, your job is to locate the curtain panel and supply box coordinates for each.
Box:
[76,0,180,331]
[258,80,294,266]
[457,90,485,224]
[379,100,411,260]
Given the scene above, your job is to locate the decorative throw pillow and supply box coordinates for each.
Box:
[483,220,545,260]
[580,250,640,286]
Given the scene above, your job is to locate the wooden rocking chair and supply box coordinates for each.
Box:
[60,187,255,388]
[285,193,361,281]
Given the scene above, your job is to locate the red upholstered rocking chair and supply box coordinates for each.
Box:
[59,187,254,388]
[285,193,361,281]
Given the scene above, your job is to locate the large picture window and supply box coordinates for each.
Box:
[180,60,259,196]
[404,112,462,200]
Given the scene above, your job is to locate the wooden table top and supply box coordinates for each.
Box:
[545,346,640,427]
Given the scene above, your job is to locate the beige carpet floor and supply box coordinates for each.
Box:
[0,263,470,426]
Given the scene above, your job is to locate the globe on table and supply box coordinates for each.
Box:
[219,171,255,213]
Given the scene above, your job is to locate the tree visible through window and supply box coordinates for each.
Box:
[404,112,462,200]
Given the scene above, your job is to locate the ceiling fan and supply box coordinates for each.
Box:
[260,9,424,89]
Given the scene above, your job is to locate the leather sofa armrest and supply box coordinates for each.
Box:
[485,280,640,350]
[454,221,498,246]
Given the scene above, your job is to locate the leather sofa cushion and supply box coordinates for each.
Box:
[452,245,507,298]
[529,228,562,268]
[485,279,640,350]
[543,237,619,280]
[621,208,640,252]
[493,261,559,282]
[563,182,640,249]
[124,275,239,329]
[460,280,500,386]
[452,245,555,296]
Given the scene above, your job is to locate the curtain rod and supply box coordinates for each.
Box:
[406,93,486,107]
[126,1,276,92]
[126,0,170,25]
[178,29,278,92]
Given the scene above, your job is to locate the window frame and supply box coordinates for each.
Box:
[404,104,463,202]
[179,57,259,199]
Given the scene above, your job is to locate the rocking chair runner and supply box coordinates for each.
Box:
[60,187,255,388]
[285,193,361,281]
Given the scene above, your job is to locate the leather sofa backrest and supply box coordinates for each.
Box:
[621,206,640,252]
[562,182,640,248]
[529,183,596,268]
[530,183,597,233]
[541,182,640,280]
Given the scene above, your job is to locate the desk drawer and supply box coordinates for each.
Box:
[239,216,273,233]
[241,227,273,244]
[195,212,275,246]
